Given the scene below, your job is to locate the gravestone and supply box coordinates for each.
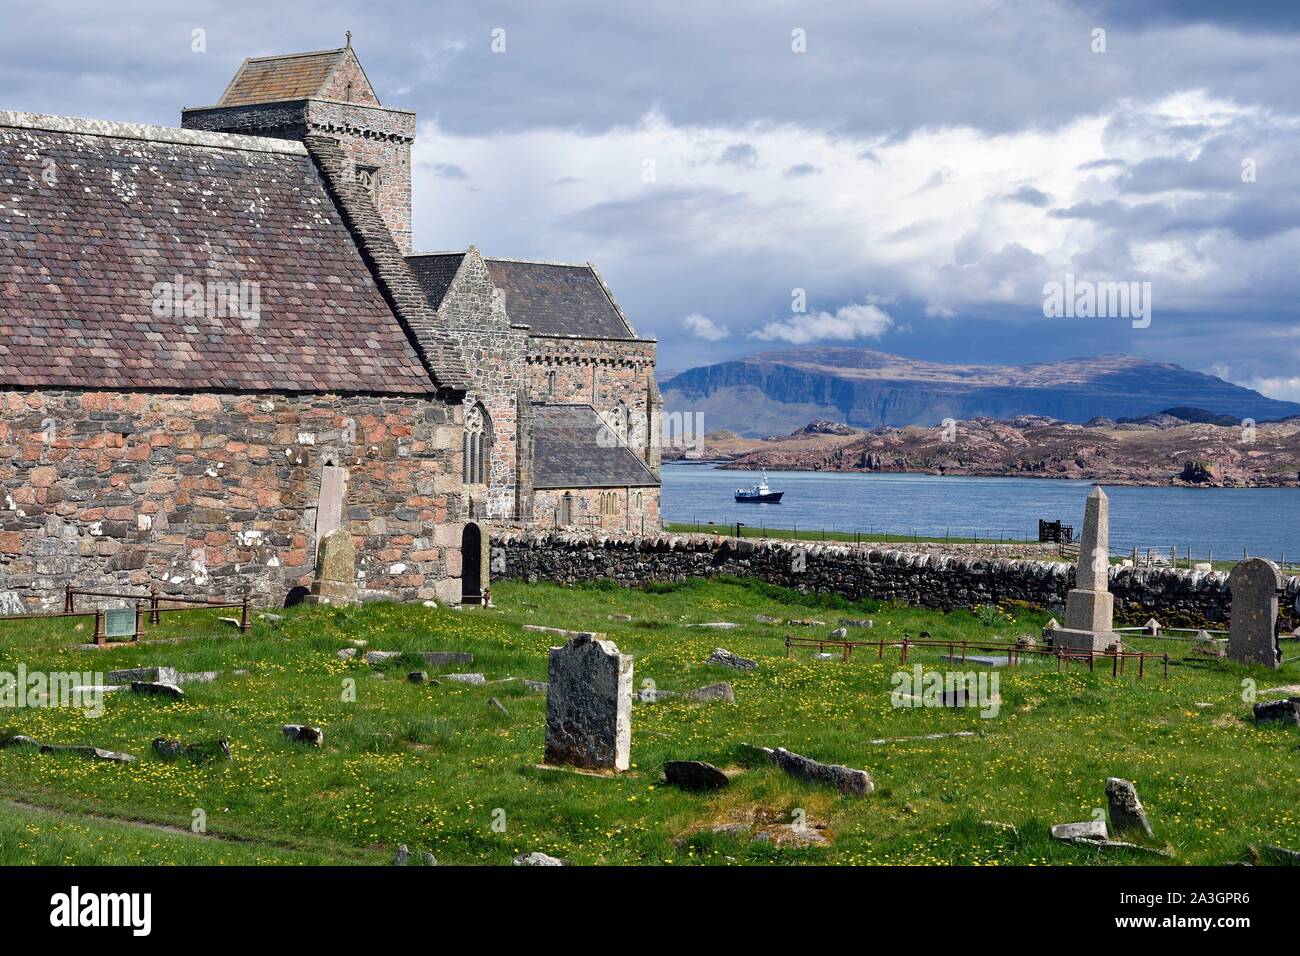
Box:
[306,528,358,604]
[544,632,632,771]
[1052,487,1123,653]
[104,607,136,639]
[1227,558,1282,669]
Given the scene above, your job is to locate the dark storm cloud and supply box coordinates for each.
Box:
[6,0,1300,140]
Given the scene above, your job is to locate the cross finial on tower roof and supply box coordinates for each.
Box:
[346,30,352,48]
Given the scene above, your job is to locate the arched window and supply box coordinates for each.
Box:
[464,405,490,485]
[559,492,574,527]
[547,370,557,397]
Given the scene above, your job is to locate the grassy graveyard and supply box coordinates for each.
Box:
[0,577,1297,866]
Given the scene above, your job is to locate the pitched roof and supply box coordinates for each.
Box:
[0,112,435,394]
[407,253,465,311]
[530,404,660,489]
[304,136,468,392]
[217,49,356,107]
[484,259,636,339]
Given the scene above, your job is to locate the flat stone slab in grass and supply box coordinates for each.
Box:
[940,653,1044,667]
[686,621,739,630]
[108,666,178,685]
[812,653,838,661]
[177,671,219,685]
[522,679,548,693]
[663,760,731,791]
[488,697,509,716]
[706,648,757,671]
[282,725,324,746]
[1261,685,1300,697]
[752,823,829,847]
[754,615,781,625]
[1106,777,1155,838]
[1,735,137,764]
[839,619,874,629]
[153,736,232,764]
[640,682,735,704]
[757,746,874,797]
[446,673,486,684]
[130,681,184,700]
[607,614,633,622]
[337,648,358,660]
[364,651,401,664]
[419,651,474,667]
[1253,698,1300,726]
[1077,839,1174,858]
[513,852,570,866]
[1051,820,1107,841]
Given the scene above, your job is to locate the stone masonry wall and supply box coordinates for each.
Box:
[491,530,1300,630]
[438,249,527,521]
[528,338,658,466]
[0,389,465,611]
[529,487,661,535]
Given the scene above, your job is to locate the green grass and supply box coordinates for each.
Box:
[0,580,1296,866]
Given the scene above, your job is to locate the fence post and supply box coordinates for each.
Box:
[149,584,160,625]
[64,583,74,614]
[240,587,252,633]
[93,608,105,646]
[133,601,143,642]
[901,636,909,664]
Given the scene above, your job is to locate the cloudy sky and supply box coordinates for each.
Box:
[4,1,1300,395]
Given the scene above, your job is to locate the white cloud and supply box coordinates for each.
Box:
[681,313,729,341]
[750,302,894,344]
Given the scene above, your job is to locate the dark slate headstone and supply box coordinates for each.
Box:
[544,633,632,771]
[1228,558,1282,668]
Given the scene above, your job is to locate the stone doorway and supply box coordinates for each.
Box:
[461,522,485,604]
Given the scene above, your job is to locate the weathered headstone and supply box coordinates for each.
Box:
[1053,487,1123,653]
[0,591,24,616]
[1227,558,1282,668]
[1105,777,1154,838]
[544,633,632,771]
[306,528,358,605]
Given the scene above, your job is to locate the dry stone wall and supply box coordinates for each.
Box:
[491,529,1300,629]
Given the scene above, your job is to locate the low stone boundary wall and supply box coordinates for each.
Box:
[491,530,1300,630]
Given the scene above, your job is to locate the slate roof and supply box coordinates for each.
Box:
[407,253,465,311]
[217,49,352,107]
[486,259,637,339]
[0,112,440,394]
[531,404,660,489]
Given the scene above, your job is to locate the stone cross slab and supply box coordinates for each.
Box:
[544,633,632,771]
[1054,486,1122,653]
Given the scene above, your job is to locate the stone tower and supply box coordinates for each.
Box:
[181,41,415,253]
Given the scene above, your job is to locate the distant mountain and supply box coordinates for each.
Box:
[659,348,1300,437]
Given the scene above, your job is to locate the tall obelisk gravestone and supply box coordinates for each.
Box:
[1053,486,1123,653]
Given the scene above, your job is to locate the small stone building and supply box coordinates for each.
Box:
[0,41,661,610]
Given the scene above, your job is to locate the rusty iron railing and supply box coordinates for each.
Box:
[0,584,253,646]
[784,633,1169,679]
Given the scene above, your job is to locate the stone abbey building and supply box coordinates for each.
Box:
[0,42,661,610]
